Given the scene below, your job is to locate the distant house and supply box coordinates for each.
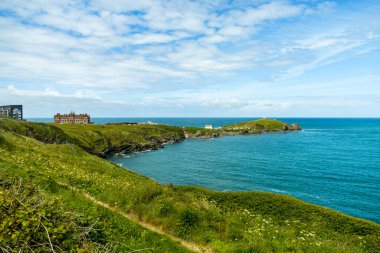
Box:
[205,124,213,129]
[0,105,23,120]
[54,112,90,124]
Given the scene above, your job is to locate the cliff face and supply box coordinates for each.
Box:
[55,124,186,157]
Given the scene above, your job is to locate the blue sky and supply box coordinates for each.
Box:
[0,0,379,117]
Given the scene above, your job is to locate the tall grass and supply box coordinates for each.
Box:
[0,127,379,252]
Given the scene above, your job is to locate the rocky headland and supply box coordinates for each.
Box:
[184,118,301,139]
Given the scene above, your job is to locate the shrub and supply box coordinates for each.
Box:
[158,202,173,216]
[179,209,199,227]
[0,177,106,252]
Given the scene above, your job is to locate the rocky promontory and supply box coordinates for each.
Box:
[184,118,301,139]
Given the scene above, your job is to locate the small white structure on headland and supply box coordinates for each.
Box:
[205,124,213,129]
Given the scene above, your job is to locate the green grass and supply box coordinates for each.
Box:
[0,116,71,143]
[223,118,288,132]
[54,123,185,157]
[0,116,185,157]
[0,117,379,252]
[0,152,191,252]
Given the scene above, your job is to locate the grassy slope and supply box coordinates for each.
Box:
[0,116,185,157]
[54,123,185,157]
[0,116,71,143]
[184,119,298,138]
[0,118,379,252]
[223,118,288,131]
[0,134,191,252]
[0,170,190,252]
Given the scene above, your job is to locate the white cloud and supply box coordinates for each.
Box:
[7,85,101,99]
[0,0,379,117]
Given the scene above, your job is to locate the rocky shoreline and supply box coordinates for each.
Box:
[184,127,301,140]
[0,116,300,159]
[112,122,301,156]
[183,121,301,140]
[112,135,185,158]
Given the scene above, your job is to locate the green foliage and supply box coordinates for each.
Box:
[183,118,296,139]
[0,116,71,144]
[158,202,173,216]
[223,118,288,132]
[179,208,199,227]
[0,177,105,252]
[55,123,185,157]
[0,117,379,252]
[0,167,191,253]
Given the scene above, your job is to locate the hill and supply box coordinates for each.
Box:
[222,118,301,132]
[0,116,379,252]
[54,123,185,157]
[184,118,301,139]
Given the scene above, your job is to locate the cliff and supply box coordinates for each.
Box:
[184,118,301,139]
[54,123,185,157]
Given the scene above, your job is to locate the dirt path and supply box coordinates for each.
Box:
[63,183,214,253]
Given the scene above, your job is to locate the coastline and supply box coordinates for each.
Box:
[1,115,379,252]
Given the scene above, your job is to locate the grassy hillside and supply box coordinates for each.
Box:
[223,118,300,132]
[0,116,71,143]
[0,117,379,252]
[54,123,185,157]
[184,118,301,139]
[0,116,185,157]
[0,174,190,252]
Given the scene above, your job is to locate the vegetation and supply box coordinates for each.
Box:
[0,116,299,157]
[0,117,379,252]
[1,176,107,252]
[54,123,185,157]
[222,118,299,132]
[0,144,191,252]
[183,118,300,139]
[0,116,70,144]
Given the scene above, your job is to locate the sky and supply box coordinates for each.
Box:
[0,0,379,118]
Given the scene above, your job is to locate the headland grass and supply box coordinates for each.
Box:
[0,116,379,252]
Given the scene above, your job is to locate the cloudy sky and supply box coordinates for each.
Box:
[0,0,379,117]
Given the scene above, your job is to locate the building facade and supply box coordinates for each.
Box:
[0,105,23,120]
[54,112,90,124]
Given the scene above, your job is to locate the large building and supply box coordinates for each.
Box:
[54,112,90,124]
[0,105,23,120]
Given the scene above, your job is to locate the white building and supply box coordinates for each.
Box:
[205,124,213,129]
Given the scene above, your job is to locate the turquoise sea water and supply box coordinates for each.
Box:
[31,118,380,222]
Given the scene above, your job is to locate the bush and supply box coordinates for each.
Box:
[0,177,106,252]
[179,209,199,227]
[158,202,173,216]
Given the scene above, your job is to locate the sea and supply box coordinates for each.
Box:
[30,118,380,223]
